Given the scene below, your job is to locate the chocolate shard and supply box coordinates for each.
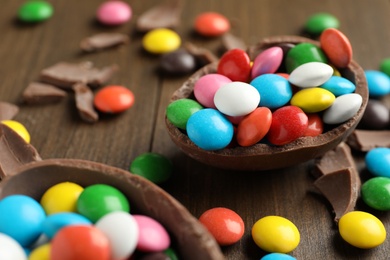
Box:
[221,33,247,51]
[136,0,183,32]
[347,129,390,152]
[0,124,41,179]
[73,82,98,123]
[184,42,218,66]
[22,82,67,105]
[80,33,129,52]
[40,62,118,89]
[0,101,19,121]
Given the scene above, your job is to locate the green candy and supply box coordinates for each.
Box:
[18,1,53,23]
[164,248,179,260]
[380,58,390,77]
[362,177,390,211]
[305,13,339,35]
[166,98,203,129]
[130,153,173,184]
[285,43,328,73]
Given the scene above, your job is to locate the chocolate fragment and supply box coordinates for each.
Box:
[221,33,247,51]
[0,124,41,179]
[184,42,218,67]
[22,82,67,105]
[80,33,129,52]
[40,61,118,89]
[347,129,390,152]
[160,49,196,75]
[0,102,19,121]
[136,0,183,32]
[73,82,98,123]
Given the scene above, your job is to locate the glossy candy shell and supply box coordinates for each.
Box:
[320,28,352,68]
[194,12,230,37]
[361,177,390,211]
[18,1,53,23]
[365,147,390,178]
[134,215,170,252]
[251,47,283,79]
[217,49,251,82]
[96,1,132,25]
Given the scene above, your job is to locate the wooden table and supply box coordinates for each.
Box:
[2,0,390,259]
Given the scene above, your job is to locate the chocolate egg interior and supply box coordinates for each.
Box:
[0,159,224,260]
[165,35,368,171]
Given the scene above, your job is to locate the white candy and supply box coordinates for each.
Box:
[214,82,260,116]
[323,93,362,124]
[0,233,27,260]
[289,62,333,88]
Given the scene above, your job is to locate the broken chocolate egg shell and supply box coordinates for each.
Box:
[0,159,224,260]
[165,35,368,171]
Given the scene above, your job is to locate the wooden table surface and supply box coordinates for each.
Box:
[2,0,390,259]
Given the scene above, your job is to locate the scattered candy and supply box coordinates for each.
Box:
[320,28,352,68]
[166,98,203,129]
[361,177,390,211]
[142,28,181,54]
[96,0,132,26]
[217,48,251,82]
[288,62,333,88]
[322,93,362,124]
[379,57,390,77]
[130,152,173,183]
[0,233,27,260]
[365,147,390,178]
[359,99,390,129]
[364,70,390,97]
[261,252,297,260]
[1,120,30,143]
[291,88,335,113]
[159,49,196,75]
[194,74,232,108]
[94,85,134,114]
[18,0,53,23]
[251,46,283,79]
[305,13,339,35]
[133,215,170,252]
[194,12,230,37]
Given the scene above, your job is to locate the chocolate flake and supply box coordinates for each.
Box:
[22,82,67,105]
[80,33,129,52]
[221,33,247,51]
[73,82,99,123]
[0,101,19,121]
[347,129,390,152]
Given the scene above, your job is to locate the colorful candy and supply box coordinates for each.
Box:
[159,49,196,75]
[42,212,92,239]
[130,152,173,183]
[96,1,132,26]
[1,120,31,143]
[285,43,327,73]
[133,215,170,252]
[142,28,181,54]
[320,28,352,68]
[365,147,390,178]
[261,252,297,260]
[29,243,50,260]
[166,99,203,129]
[361,177,390,211]
[194,74,232,108]
[322,93,362,124]
[320,76,356,96]
[364,70,390,97]
[305,13,339,35]
[0,233,27,260]
[194,12,230,37]
[288,62,333,88]
[217,48,251,82]
[291,88,335,113]
[18,0,53,23]
[251,47,283,78]
[94,85,135,114]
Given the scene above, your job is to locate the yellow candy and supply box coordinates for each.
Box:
[29,243,50,260]
[339,211,386,249]
[142,28,181,54]
[251,216,300,253]
[331,65,342,76]
[290,87,335,113]
[40,182,84,215]
[1,120,30,143]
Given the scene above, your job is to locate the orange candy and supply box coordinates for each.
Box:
[194,12,230,37]
[94,85,134,113]
[320,28,352,68]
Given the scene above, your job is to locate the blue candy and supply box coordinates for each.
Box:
[250,74,292,109]
[42,212,92,239]
[261,253,296,260]
[186,108,233,150]
[365,147,390,177]
[321,76,356,96]
[365,70,390,97]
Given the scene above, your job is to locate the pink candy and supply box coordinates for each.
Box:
[96,1,132,25]
[251,46,283,79]
[194,74,232,108]
[133,215,170,252]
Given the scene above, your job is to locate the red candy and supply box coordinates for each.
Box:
[199,207,244,246]
[267,105,308,145]
[94,85,134,113]
[217,49,251,82]
[236,107,272,146]
[304,113,323,137]
[194,12,230,37]
[320,28,352,68]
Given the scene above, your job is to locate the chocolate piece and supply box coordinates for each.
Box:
[40,61,118,89]
[221,33,247,51]
[160,49,196,75]
[136,0,183,32]
[22,82,67,105]
[358,99,390,129]
[0,101,19,121]
[184,42,218,66]
[80,33,129,52]
[73,82,98,123]
[0,124,41,179]
[347,129,390,151]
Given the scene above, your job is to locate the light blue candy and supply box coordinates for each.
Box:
[0,195,46,247]
[321,76,356,96]
[186,108,233,150]
[42,212,92,239]
[250,74,292,109]
[365,70,390,97]
[261,253,297,260]
[365,147,390,177]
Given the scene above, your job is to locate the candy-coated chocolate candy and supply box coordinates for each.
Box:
[29,243,50,260]
[267,106,308,146]
[77,184,130,223]
[305,13,339,35]
[250,74,292,109]
[94,85,134,113]
[338,211,386,249]
[18,1,53,23]
[166,99,203,129]
[261,253,296,260]
[361,177,390,210]
[194,74,232,108]
[1,120,30,143]
[252,216,300,253]
[0,233,27,260]
[51,225,110,260]
[251,47,283,79]
[40,182,83,215]
[379,57,390,77]
[133,215,170,252]
[320,28,352,68]
[95,212,139,260]
[288,62,333,88]
[365,70,390,97]
[236,107,272,147]
[365,147,390,178]
[42,212,92,239]
[186,108,233,150]
[321,75,356,96]
[304,113,323,137]
[194,12,230,37]
[276,73,290,79]
[142,28,181,54]
[214,82,260,117]
[0,195,45,247]
[130,152,173,183]
[164,248,179,260]
[96,1,132,25]
[217,49,251,82]
[160,49,196,75]
[285,43,327,73]
[291,88,335,113]
[359,99,390,129]
[226,115,245,125]
[199,207,244,246]
[322,93,362,124]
